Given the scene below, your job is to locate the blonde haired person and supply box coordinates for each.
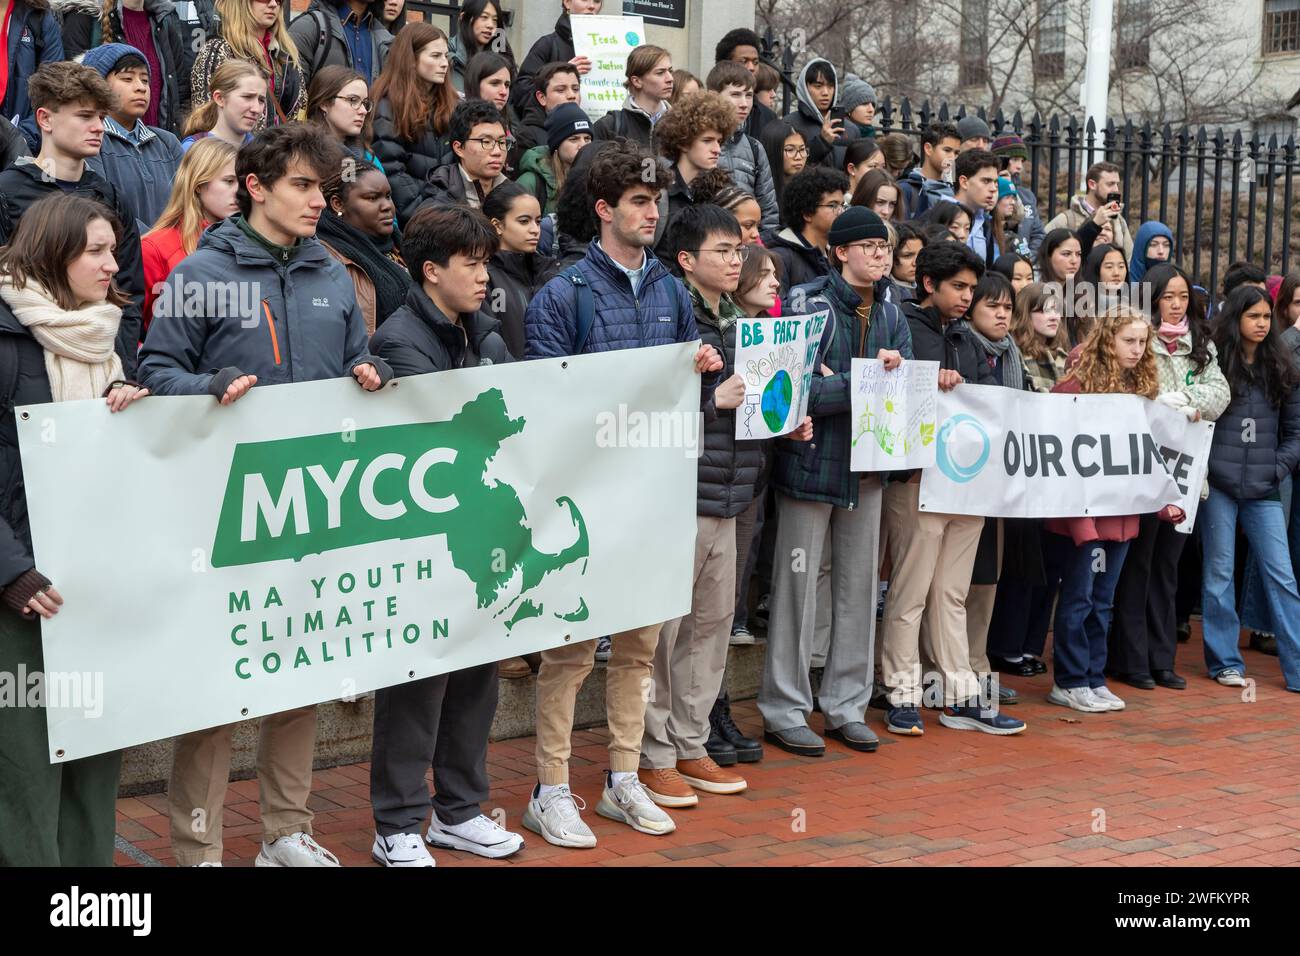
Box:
[591,44,673,149]
[140,138,240,331]
[191,0,306,130]
[180,59,267,151]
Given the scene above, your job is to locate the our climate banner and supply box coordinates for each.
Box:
[733,311,828,440]
[571,14,647,119]
[20,343,700,761]
[918,383,1214,527]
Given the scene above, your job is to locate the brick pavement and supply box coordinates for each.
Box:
[113,628,1300,867]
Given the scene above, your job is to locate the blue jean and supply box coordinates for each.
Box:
[1200,487,1300,689]
[1045,533,1131,689]
[1239,475,1300,632]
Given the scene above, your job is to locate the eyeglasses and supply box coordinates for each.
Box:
[819,201,850,212]
[691,245,751,264]
[845,240,891,256]
[335,94,373,113]
[466,136,511,152]
[783,144,809,157]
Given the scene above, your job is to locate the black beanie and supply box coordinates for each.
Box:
[828,206,889,246]
[546,103,593,153]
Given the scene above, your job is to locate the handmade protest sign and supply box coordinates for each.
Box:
[918,384,1214,529]
[849,359,940,471]
[20,343,699,761]
[734,311,829,440]
[571,14,647,119]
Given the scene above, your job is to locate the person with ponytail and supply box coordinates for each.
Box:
[180,58,266,152]
[1200,285,1300,691]
[0,193,150,866]
[1045,308,1186,714]
[1107,263,1229,693]
[371,22,459,227]
[318,164,411,334]
[141,137,239,331]
[191,0,306,130]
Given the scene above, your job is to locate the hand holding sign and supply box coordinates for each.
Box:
[733,312,830,439]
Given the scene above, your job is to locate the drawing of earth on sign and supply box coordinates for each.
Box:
[761,369,793,432]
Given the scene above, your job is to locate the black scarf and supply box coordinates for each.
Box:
[316,212,411,328]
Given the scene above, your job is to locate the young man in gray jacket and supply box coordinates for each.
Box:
[139,123,390,867]
[707,60,779,235]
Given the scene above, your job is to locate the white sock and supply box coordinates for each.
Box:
[536,782,562,799]
[1005,654,1024,662]
[609,770,637,788]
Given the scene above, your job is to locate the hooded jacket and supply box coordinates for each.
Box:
[717,128,780,234]
[1045,192,1134,261]
[372,97,455,226]
[1129,220,1174,283]
[0,158,144,375]
[772,268,913,507]
[371,283,512,375]
[422,160,506,212]
[591,95,667,150]
[288,0,393,85]
[138,215,390,395]
[86,116,184,235]
[484,249,551,360]
[768,226,830,299]
[1208,371,1300,500]
[3,0,63,143]
[57,0,190,133]
[515,145,558,214]
[784,58,859,170]
[512,12,574,115]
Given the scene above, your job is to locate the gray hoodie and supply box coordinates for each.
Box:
[139,216,389,397]
[784,57,859,169]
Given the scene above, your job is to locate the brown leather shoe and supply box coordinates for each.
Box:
[637,767,699,807]
[677,756,747,795]
[497,656,532,679]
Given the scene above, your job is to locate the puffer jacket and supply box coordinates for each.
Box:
[138,215,389,395]
[691,284,762,518]
[717,129,779,234]
[772,269,913,508]
[86,117,183,235]
[524,239,699,359]
[484,250,551,360]
[288,0,393,85]
[768,227,830,299]
[515,145,558,214]
[0,117,29,171]
[591,95,667,150]
[58,0,190,133]
[783,58,859,170]
[1208,375,1300,501]
[1,0,64,144]
[0,159,144,376]
[512,12,574,115]
[371,284,512,375]
[372,96,455,226]
[898,166,953,221]
[191,35,306,131]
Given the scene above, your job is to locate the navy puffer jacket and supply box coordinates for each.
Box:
[1207,376,1300,500]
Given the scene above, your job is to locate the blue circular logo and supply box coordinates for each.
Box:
[626,32,642,45]
[936,414,990,483]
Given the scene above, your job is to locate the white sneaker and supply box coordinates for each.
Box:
[522,784,597,848]
[1047,684,1110,713]
[1216,668,1247,687]
[192,861,222,867]
[371,831,435,867]
[255,831,341,867]
[596,772,676,836]
[426,813,524,859]
[1089,685,1126,711]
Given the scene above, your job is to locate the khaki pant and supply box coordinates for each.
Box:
[966,518,1005,676]
[168,706,317,866]
[641,516,736,768]
[880,481,984,706]
[535,623,662,785]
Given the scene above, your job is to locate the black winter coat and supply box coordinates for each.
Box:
[901,301,997,384]
[767,227,830,299]
[483,250,551,361]
[0,118,29,171]
[371,284,513,374]
[372,97,454,227]
[1208,376,1300,500]
[0,161,144,377]
[0,300,54,588]
[511,13,574,115]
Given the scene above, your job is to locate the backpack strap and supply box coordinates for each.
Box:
[559,264,595,355]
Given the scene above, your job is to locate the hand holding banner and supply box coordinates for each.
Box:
[734,311,829,439]
[849,359,940,471]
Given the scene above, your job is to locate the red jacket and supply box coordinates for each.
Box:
[1043,376,1180,545]
[141,224,201,335]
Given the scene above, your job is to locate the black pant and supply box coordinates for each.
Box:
[1108,513,1186,675]
[987,525,1060,660]
[369,662,497,836]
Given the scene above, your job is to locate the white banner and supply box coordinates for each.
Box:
[571,15,647,120]
[918,384,1215,528]
[849,359,940,471]
[734,311,828,439]
[20,343,700,761]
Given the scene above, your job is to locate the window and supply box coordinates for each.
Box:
[960,0,989,88]
[1264,0,1300,54]
[890,3,919,86]
[1035,0,1066,80]
[1117,0,1151,69]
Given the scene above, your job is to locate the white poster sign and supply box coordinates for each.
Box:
[734,311,829,439]
[571,15,647,119]
[849,359,940,471]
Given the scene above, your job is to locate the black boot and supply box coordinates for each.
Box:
[711,691,763,763]
[705,720,739,767]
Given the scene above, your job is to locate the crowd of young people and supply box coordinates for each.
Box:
[0,4,1297,869]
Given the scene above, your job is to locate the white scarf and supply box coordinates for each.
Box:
[0,278,123,403]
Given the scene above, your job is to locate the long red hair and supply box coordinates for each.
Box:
[371,23,457,143]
